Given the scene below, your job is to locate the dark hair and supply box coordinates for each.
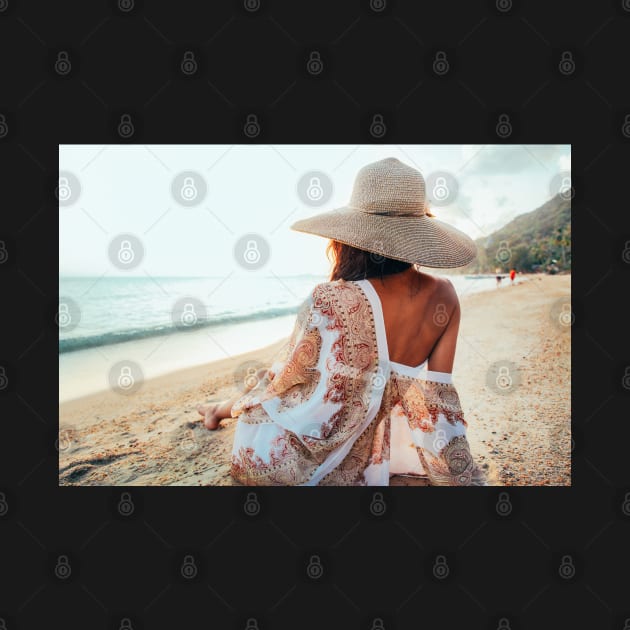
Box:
[326,240,411,281]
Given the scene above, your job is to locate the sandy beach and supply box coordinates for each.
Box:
[59,274,571,486]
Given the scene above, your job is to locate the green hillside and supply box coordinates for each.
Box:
[463,194,571,274]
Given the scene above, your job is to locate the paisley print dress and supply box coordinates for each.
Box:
[230,279,486,486]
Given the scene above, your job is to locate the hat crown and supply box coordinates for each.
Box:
[349,157,426,217]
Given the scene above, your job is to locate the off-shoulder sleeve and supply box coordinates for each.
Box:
[396,371,487,486]
[229,280,384,486]
[230,287,323,420]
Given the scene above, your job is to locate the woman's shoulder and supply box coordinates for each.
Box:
[308,278,362,302]
[311,278,352,292]
[419,272,459,306]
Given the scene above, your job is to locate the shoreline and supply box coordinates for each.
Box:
[58,314,297,403]
[59,273,533,403]
[59,274,571,486]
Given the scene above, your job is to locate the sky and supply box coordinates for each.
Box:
[59,144,571,277]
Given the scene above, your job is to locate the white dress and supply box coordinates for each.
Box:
[229,279,486,486]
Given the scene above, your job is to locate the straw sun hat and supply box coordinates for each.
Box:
[290,157,477,268]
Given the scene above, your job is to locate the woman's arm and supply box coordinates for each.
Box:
[427,282,461,374]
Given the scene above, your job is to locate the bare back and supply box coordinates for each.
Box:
[366,269,460,373]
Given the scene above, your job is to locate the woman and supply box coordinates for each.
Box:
[198,157,487,486]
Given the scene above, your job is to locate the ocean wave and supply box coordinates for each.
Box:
[59,305,299,353]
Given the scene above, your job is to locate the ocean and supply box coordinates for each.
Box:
[58,273,512,402]
[58,273,510,353]
[58,275,329,354]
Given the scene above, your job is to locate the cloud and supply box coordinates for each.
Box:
[459,145,570,175]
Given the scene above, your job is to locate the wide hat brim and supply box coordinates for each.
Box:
[291,207,478,269]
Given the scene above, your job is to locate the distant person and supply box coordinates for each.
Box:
[196,157,486,486]
[509,269,516,284]
[496,274,502,287]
